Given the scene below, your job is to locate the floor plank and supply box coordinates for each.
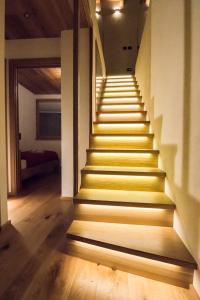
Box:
[0,174,198,300]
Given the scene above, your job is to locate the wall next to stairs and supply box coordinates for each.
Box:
[135,0,200,295]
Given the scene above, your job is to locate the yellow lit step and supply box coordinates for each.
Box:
[66,239,194,288]
[67,221,197,270]
[81,166,166,192]
[90,134,154,149]
[105,82,137,87]
[103,91,140,97]
[74,203,173,227]
[106,75,134,79]
[74,188,175,209]
[97,111,147,122]
[98,103,144,112]
[104,86,139,92]
[86,149,158,168]
[101,96,142,104]
[93,121,150,134]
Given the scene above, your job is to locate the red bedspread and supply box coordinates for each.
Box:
[21,151,59,168]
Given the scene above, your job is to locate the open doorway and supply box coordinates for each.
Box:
[8,58,61,196]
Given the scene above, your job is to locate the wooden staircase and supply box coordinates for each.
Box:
[66,75,197,288]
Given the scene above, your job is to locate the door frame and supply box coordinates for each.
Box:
[8,57,61,195]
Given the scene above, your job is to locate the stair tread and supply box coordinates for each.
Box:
[102,95,142,99]
[74,188,175,208]
[82,166,166,176]
[99,103,144,106]
[87,149,159,153]
[97,111,146,114]
[92,133,153,137]
[67,220,197,268]
[94,121,150,124]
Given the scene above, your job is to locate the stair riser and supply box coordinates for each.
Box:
[97,112,146,122]
[66,240,193,288]
[105,83,137,87]
[104,87,139,92]
[103,92,140,97]
[90,136,153,150]
[93,123,150,134]
[81,174,165,192]
[99,104,144,112]
[74,204,173,227]
[86,152,158,168]
[102,98,141,104]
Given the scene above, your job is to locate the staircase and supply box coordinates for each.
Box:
[66,75,197,288]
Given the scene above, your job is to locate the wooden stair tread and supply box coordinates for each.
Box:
[99,103,144,106]
[67,221,197,269]
[74,189,175,208]
[82,166,166,177]
[102,95,142,99]
[97,111,146,114]
[86,149,159,154]
[92,133,154,137]
[93,121,150,124]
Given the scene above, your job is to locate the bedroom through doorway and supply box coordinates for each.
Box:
[8,58,61,196]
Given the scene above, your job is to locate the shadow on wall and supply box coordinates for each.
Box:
[150,0,200,271]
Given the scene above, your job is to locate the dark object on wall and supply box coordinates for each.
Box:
[127,67,133,72]
[36,99,61,140]
[123,46,127,50]
[128,46,132,50]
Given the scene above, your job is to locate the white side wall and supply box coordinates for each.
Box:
[61,29,90,197]
[135,0,200,295]
[18,85,61,159]
[6,38,60,59]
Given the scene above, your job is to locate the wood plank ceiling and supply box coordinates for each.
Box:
[18,68,61,94]
[5,0,88,39]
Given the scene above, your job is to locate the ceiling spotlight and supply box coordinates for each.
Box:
[113,8,122,17]
[24,11,31,19]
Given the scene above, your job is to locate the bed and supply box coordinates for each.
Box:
[20,150,59,180]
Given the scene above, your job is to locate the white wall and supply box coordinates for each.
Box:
[135,0,200,295]
[61,29,90,197]
[101,0,147,75]
[6,38,60,59]
[18,84,61,159]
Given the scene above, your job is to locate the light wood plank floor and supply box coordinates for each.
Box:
[0,173,198,300]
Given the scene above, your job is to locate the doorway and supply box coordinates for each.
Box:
[8,58,61,195]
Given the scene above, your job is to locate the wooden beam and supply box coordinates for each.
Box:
[73,0,80,196]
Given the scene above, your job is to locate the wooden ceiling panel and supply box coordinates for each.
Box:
[18,68,61,95]
[5,0,88,39]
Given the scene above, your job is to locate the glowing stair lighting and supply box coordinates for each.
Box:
[66,74,197,287]
[93,122,150,134]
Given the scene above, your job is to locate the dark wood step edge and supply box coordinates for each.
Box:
[66,234,197,269]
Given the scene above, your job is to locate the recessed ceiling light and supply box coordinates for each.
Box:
[24,12,31,19]
[113,9,122,17]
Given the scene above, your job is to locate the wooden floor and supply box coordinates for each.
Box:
[0,173,198,300]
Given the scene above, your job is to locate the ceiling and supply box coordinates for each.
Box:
[18,68,61,94]
[5,0,88,39]
[96,0,124,10]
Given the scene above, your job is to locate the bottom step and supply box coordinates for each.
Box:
[66,221,196,288]
[66,239,194,288]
